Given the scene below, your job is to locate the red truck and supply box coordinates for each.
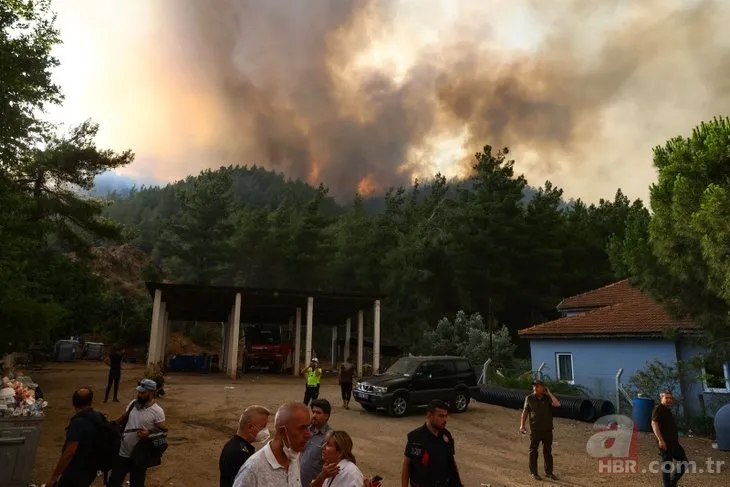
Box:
[242,325,294,374]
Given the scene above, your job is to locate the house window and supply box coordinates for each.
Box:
[702,356,730,393]
[556,353,574,384]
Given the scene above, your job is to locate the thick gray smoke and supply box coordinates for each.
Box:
[135,0,730,199]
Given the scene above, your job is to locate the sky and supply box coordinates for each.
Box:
[46,0,730,203]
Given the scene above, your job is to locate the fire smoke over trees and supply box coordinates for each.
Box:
[65,0,730,200]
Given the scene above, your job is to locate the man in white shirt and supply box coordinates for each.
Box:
[107,378,167,487]
[233,401,312,487]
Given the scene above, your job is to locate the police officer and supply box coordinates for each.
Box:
[401,399,463,487]
[519,379,561,480]
[301,357,322,406]
[219,405,271,487]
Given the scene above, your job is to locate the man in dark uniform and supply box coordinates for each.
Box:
[104,347,123,403]
[651,390,689,487]
[46,388,106,487]
[519,379,561,480]
[219,405,271,487]
[401,399,463,487]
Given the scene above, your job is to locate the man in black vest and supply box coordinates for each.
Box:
[104,347,123,403]
[401,399,463,487]
[520,379,561,480]
[651,390,689,487]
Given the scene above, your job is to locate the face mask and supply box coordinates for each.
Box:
[255,427,271,443]
[282,427,300,461]
[136,397,147,407]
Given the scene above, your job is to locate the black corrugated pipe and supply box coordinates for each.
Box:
[476,387,603,422]
[558,394,616,422]
[475,386,531,410]
[590,399,616,419]
[553,397,596,422]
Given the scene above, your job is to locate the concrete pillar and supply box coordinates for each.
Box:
[227,293,242,379]
[158,311,169,367]
[331,326,338,365]
[294,307,302,375]
[373,300,381,374]
[305,297,314,365]
[286,317,293,371]
[147,290,162,367]
[344,318,351,362]
[221,314,230,371]
[357,309,364,376]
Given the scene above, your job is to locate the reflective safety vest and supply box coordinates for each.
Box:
[306,367,322,386]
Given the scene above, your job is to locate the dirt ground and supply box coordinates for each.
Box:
[28,361,729,487]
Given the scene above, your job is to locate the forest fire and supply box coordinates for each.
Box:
[357,174,377,196]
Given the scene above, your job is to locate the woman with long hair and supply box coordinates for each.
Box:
[310,431,381,487]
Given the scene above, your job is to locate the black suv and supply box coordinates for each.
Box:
[353,355,479,417]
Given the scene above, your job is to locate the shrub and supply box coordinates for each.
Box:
[422,310,516,369]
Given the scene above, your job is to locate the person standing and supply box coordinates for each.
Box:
[651,390,689,487]
[107,379,167,487]
[233,401,312,487]
[519,379,561,480]
[401,399,463,487]
[219,405,272,487]
[46,388,106,487]
[300,399,332,487]
[338,355,356,409]
[301,357,322,406]
[104,347,123,403]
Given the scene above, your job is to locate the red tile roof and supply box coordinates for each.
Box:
[556,279,644,310]
[519,281,699,338]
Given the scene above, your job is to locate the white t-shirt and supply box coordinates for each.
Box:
[233,442,301,487]
[326,459,365,487]
[119,400,166,458]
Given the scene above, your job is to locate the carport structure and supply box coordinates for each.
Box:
[144,282,384,379]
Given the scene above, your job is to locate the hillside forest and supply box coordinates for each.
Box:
[2,1,730,371]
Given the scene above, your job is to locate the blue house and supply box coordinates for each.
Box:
[518,280,730,415]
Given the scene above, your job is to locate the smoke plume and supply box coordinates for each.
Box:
[58,0,730,201]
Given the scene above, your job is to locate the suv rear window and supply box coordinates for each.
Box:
[419,361,454,377]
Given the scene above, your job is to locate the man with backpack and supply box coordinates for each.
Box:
[46,387,106,487]
[107,378,168,487]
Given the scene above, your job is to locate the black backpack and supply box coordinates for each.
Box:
[93,403,135,483]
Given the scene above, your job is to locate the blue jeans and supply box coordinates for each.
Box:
[659,443,688,487]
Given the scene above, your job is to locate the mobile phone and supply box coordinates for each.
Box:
[372,475,383,481]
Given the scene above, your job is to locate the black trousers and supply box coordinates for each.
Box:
[303,385,320,405]
[340,382,352,401]
[56,472,97,487]
[105,369,120,401]
[107,455,148,487]
[659,443,688,487]
[529,429,553,475]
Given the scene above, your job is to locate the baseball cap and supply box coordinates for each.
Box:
[532,379,546,386]
[311,357,319,362]
[136,378,158,392]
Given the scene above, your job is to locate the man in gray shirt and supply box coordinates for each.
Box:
[300,399,332,487]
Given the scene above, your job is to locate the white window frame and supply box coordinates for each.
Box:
[555,352,575,385]
[702,359,730,394]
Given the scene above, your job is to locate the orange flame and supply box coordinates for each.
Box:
[357,174,377,196]
[307,159,321,185]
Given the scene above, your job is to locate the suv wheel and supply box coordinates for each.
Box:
[389,394,409,417]
[453,391,469,412]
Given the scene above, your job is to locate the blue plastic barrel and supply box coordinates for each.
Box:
[715,403,730,451]
[632,397,655,432]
